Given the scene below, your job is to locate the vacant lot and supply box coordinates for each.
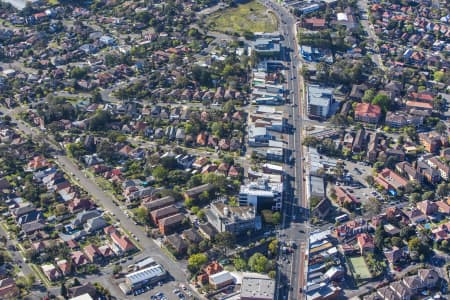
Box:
[206,1,278,35]
[348,256,372,280]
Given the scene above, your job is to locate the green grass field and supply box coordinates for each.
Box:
[206,1,278,35]
[349,256,372,280]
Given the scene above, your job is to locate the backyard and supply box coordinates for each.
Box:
[205,1,278,35]
[348,256,372,281]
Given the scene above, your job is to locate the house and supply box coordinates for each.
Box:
[352,128,365,153]
[417,269,439,289]
[356,233,375,254]
[198,223,218,240]
[0,278,18,299]
[405,208,427,224]
[182,228,203,244]
[150,205,179,225]
[71,250,89,267]
[416,200,438,216]
[184,184,214,200]
[354,103,382,124]
[84,216,107,233]
[375,168,408,192]
[159,213,185,235]
[335,219,369,239]
[84,244,101,263]
[141,196,176,211]
[68,283,97,298]
[98,244,115,258]
[384,246,404,265]
[110,232,135,254]
[303,17,326,30]
[56,259,71,276]
[334,186,359,208]
[68,198,94,214]
[436,199,450,215]
[41,264,61,281]
[72,210,101,228]
[165,234,187,254]
[312,198,332,219]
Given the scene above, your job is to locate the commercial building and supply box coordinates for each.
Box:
[307,85,334,119]
[252,36,281,58]
[239,179,282,211]
[240,276,275,300]
[121,264,167,293]
[205,202,260,235]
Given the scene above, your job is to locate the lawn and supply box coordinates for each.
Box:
[348,256,372,280]
[206,1,278,35]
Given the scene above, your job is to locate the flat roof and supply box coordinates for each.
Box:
[309,175,325,197]
[241,277,275,299]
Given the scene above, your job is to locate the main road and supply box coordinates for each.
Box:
[262,1,309,299]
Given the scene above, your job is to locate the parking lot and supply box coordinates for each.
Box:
[123,279,195,300]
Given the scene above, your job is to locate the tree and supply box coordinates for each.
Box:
[302,136,320,147]
[248,253,269,273]
[365,175,374,186]
[362,89,375,103]
[61,282,68,299]
[422,191,434,201]
[409,193,421,204]
[400,226,415,240]
[134,207,149,224]
[188,253,208,273]
[374,224,386,251]
[437,183,449,198]
[371,94,391,113]
[272,212,281,225]
[268,239,278,256]
[233,257,247,271]
[391,236,403,248]
[152,166,168,182]
[215,232,235,255]
[268,270,276,279]
[435,121,448,136]
[113,264,122,275]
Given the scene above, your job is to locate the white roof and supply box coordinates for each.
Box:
[70,294,94,300]
[263,163,283,172]
[126,264,166,285]
[135,257,156,269]
[337,12,348,21]
[309,230,331,244]
[241,276,275,299]
[209,271,234,285]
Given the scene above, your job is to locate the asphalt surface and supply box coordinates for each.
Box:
[261,1,309,299]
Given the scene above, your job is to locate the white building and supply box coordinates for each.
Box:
[241,276,275,300]
[307,85,334,119]
[205,202,260,235]
[239,178,282,211]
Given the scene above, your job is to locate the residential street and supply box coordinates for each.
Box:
[0,107,198,299]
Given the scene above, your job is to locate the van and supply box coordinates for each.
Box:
[127,264,135,271]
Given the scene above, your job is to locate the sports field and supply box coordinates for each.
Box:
[206,1,278,35]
